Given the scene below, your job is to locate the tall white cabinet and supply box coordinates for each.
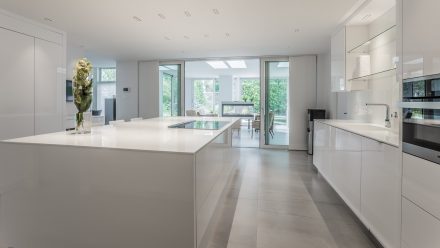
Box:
[0,28,35,140]
[402,0,440,79]
[0,10,65,140]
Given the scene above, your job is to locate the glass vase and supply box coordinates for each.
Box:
[75,111,92,134]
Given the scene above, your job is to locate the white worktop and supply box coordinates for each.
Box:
[2,117,240,154]
[315,119,399,147]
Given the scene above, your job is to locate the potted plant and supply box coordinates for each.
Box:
[73,58,93,133]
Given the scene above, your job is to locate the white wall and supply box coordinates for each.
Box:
[289,55,317,150]
[116,61,139,121]
[139,61,160,118]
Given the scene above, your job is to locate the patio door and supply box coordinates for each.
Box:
[260,58,290,148]
[159,62,184,116]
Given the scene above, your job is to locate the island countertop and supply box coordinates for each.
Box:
[1,116,240,154]
[315,119,399,147]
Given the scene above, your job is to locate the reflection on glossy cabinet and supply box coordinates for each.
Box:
[403,0,440,79]
[0,28,35,140]
[35,39,64,134]
[361,138,401,248]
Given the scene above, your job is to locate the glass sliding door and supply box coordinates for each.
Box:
[261,59,289,148]
[159,64,183,117]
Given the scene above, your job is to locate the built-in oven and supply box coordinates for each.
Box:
[402,74,440,164]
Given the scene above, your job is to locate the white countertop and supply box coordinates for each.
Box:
[2,117,240,154]
[315,119,400,147]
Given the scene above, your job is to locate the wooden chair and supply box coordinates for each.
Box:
[252,115,260,138]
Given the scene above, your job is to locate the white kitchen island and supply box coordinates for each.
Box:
[0,116,240,248]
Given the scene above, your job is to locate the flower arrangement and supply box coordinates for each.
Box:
[73,58,93,132]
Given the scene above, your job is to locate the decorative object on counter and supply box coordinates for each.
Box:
[73,58,93,133]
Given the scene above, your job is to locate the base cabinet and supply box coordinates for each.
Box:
[402,198,440,248]
[361,138,401,248]
[313,122,401,248]
[402,153,440,248]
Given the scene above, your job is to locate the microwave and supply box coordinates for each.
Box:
[402,74,440,164]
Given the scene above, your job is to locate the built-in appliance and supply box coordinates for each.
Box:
[169,120,229,130]
[307,109,326,155]
[105,98,116,125]
[402,74,440,164]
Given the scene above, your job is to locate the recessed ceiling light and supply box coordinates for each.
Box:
[184,11,191,17]
[164,36,171,40]
[43,17,53,22]
[212,9,220,15]
[184,35,190,39]
[278,62,289,68]
[227,60,247,69]
[362,14,372,21]
[204,34,209,38]
[133,16,142,22]
[225,32,231,37]
[206,61,228,69]
[158,13,166,19]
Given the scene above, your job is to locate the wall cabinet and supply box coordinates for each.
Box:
[331,28,347,92]
[313,122,401,248]
[0,15,65,140]
[0,28,35,140]
[402,0,440,79]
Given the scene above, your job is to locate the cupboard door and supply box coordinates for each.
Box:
[313,122,331,177]
[331,28,346,92]
[331,128,362,214]
[403,0,440,78]
[402,198,440,248]
[403,153,440,220]
[361,138,401,248]
[0,28,35,140]
[35,38,63,134]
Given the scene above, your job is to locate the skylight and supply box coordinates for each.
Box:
[206,61,228,69]
[226,60,247,69]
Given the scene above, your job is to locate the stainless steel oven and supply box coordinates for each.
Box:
[402,74,440,164]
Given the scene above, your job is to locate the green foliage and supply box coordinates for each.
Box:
[73,58,93,129]
[241,79,260,113]
[268,79,288,115]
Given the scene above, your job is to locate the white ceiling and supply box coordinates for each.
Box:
[0,0,360,61]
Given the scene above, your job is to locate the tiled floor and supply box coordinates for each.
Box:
[232,125,289,148]
[201,149,378,248]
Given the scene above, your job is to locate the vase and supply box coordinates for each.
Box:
[75,111,92,134]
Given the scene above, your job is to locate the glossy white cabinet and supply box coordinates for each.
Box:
[331,128,362,214]
[0,28,35,140]
[362,138,401,248]
[313,121,332,177]
[331,28,346,92]
[35,38,63,134]
[402,198,440,248]
[402,153,440,220]
[402,0,440,79]
[313,122,401,248]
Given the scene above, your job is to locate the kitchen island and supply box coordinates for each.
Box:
[0,117,240,248]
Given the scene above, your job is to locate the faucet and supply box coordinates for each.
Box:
[366,103,391,128]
